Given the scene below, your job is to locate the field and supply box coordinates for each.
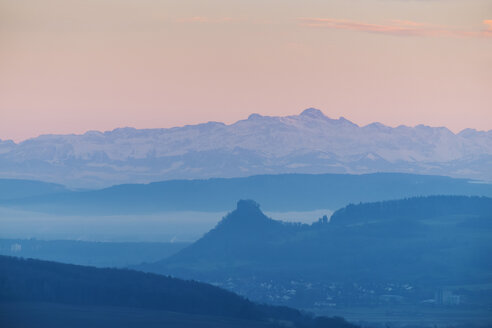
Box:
[0,302,275,328]
[315,305,492,327]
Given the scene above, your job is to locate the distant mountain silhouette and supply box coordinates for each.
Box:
[0,256,356,328]
[164,200,295,266]
[1,108,492,188]
[139,196,492,285]
[0,179,67,201]
[2,173,492,214]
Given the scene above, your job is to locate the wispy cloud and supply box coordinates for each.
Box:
[483,20,492,36]
[299,18,492,39]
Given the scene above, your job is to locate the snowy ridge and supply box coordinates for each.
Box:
[1,108,491,188]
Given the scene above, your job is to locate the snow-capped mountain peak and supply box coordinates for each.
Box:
[1,108,491,188]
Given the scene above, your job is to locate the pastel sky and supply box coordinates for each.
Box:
[1,0,491,142]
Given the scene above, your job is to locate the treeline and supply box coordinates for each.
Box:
[330,195,492,225]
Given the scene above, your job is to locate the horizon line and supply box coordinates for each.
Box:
[2,108,491,144]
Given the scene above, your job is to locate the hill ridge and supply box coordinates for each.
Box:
[3,173,492,215]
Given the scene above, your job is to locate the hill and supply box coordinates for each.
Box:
[0,179,67,201]
[138,197,492,309]
[0,256,356,328]
[1,109,492,188]
[2,173,492,214]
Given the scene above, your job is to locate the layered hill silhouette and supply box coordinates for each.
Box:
[139,197,492,285]
[0,256,356,328]
[1,108,492,188]
[0,179,67,201]
[2,173,492,214]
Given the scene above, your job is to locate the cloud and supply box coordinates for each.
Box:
[299,18,492,39]
[483,20,492,36]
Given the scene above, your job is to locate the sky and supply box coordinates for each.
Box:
[1,0,491,142]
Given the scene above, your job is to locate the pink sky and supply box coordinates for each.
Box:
[1,0,491,142]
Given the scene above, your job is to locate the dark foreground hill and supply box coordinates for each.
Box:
[138,197,492,309]
[2,173,492,214]
[0,256,356,328]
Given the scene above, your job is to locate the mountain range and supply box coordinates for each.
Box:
[1,108,491,188]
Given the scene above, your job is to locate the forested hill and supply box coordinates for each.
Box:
[140,196,492,285]
[330,195,492,226]
[0,256,356,328]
